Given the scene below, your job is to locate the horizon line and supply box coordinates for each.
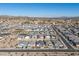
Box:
[0,15,79,18]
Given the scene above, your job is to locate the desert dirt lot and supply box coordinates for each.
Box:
[0,52,79,56]
[0,35,18,48]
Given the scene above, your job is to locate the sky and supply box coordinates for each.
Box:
[0,3,79,17]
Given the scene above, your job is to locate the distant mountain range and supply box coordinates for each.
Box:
[0,15,79,20]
